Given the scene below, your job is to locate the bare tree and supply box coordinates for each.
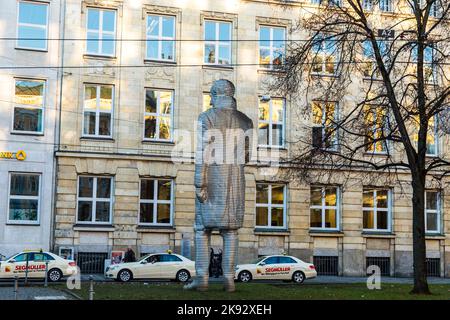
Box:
[275,0,449,294]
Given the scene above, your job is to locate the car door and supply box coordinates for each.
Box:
[138,254,162,279]
[158,254,183,279]
[29,253,54,278]
[255,256,278,280]
[6,253,30,278]
[277,256,298,280]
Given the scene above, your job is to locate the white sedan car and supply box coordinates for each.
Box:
[0,250,78,282]
[105,252,196,282]
[235,255,317,284]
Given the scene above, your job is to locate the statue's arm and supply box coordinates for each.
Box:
[194,115,209,202]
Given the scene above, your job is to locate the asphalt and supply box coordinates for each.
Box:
[0,286,73,300]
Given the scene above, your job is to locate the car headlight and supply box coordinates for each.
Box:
[235,266,239,271]
[109,265,119,271]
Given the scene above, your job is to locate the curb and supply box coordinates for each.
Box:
[61,288,84,300]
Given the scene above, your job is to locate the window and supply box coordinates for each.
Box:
[255,184,286,229]
[12,253,30,262]
[310,0,342,5]
[8,173,40,224]
[144,89,173,141]
[86,8,116,56]
[32,253,54,261]
[278,256,297,264]
[203,93,212,111]
[363,0,373,10]
[312,35,338,75]
[362,40,390,78]
[310,186,339,230]
[259,26,285,69]
[412,45,436,83]
[146,15,175,61]
[83,84,113,138]
[379,0,393,12]
[17,1,48,50]
[312,101,339,150]
[364,106,388,153]
[13,79,45,134]
[411,0,439,18]
[77,176,113,224]
[412,115,438,156]
[139,179,173,225]
[258,97,285,147]
[425,191,440,233]
[160,254,182,262]
[363,189,391,231]
[366,257,390,276]
[204,20,232,65]
[313,256,338,275]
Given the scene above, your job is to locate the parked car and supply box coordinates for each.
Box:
[105,251,196,282]
[0,250,78,282]
[235,255,317,284]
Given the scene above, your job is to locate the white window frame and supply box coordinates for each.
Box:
[363,0,373,10]
[7,172,41,225]
[365,106,389,154]
[143,89,174,142]
[379,0,393,12]
[85,7,117,57]
[426,114,439,156]
[258,97,286,148]
[259,25,286,70]
[76,176,113,224]
[362,40,391,79]
[362,188,392,232]
[12,78,46,135]
[310,186,340,231]
[16,0,49,51]
[82,84,114,138]
[204,20,232,66]
[312,101,339,150]
[145,14,176,62]
[255,183,287,229]
[311,35,339,76]
[138,179,174,226]
[425,191,441,234]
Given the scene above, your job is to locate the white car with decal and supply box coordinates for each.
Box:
[235,255,317,284]
[105,252,196,282]
[0,250,78,282]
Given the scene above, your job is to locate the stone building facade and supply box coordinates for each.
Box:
[0,0,62,256]
[54,0,450,277]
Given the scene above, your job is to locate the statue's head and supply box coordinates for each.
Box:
[210,79,236,109]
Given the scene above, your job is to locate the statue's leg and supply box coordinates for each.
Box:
[184,229,210,291]
[221,229,238,292]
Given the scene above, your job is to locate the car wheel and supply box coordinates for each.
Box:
[292,271,305,284]
[48,268,63,282]
[118,269,133,282]
[238,271,252,283]
[176,269,191,282]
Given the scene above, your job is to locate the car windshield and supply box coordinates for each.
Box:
[253,256,267,264]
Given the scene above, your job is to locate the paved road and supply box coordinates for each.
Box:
[0,286,73,300]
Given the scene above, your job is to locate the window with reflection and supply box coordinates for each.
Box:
[312,35,338,75]
[144,89,173,141]
[362,40,390,78]
[379,0,393,12]
[139,179,173,225]
[86,8,116,56]
[364,105,388,153]
[77,176,112,223]
[363,189,391,231]
[258,97,285,147]
[259,25,285,69]
[412,115,438,156]
[83,84,113,138]
[204,20,231,65]
[412,45,436,83]
[17,1,48,50]
[312,101,338,150]
[14,79,45,134]
[8,173,40,223]
[256,184,286,229]
[203,93,212,111]
[146,14,175,61]
[310,186,339,230]
[425,191,440,233]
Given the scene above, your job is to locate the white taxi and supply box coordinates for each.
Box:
[105,252,196,282]
[235,255,317,284]
[0,250,78,282]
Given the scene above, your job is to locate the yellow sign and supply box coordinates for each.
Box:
[0,150,26,161]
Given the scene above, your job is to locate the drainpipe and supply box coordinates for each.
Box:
[50,0,67,253]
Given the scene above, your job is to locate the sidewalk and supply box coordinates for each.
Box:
[0,286,73,300]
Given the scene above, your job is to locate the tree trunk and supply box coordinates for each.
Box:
[410,174,431,294]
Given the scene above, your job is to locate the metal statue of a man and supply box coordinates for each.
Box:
[185,79,253,292]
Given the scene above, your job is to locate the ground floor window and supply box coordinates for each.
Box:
[77,176,113,224]
[366,257,390,276]
[77,252,108,274]
[313,256,338,275]
[255,183,286,229]
[8,173,41,224]
[310,186,340,230]
[426,258,440,277]
[139,179,173,225]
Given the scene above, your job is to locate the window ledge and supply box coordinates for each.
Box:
[144,59,177,65]
[311,73,339,79]
[15,47,48,53]
[11,132,44,137]
[362,232,395,239]
[73,224,115,231]
[83,54,117,61]
[257,146,288,151]
[309,230,344,237]
[254,229,290,236]
[363,152,389,157]
[425,234,446,240]
[257,68,286,75]
[137,226,176,233]
[6,222,40,226]
[142,140,175,145]
[80,137,115,142]
[202,64,234,71]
